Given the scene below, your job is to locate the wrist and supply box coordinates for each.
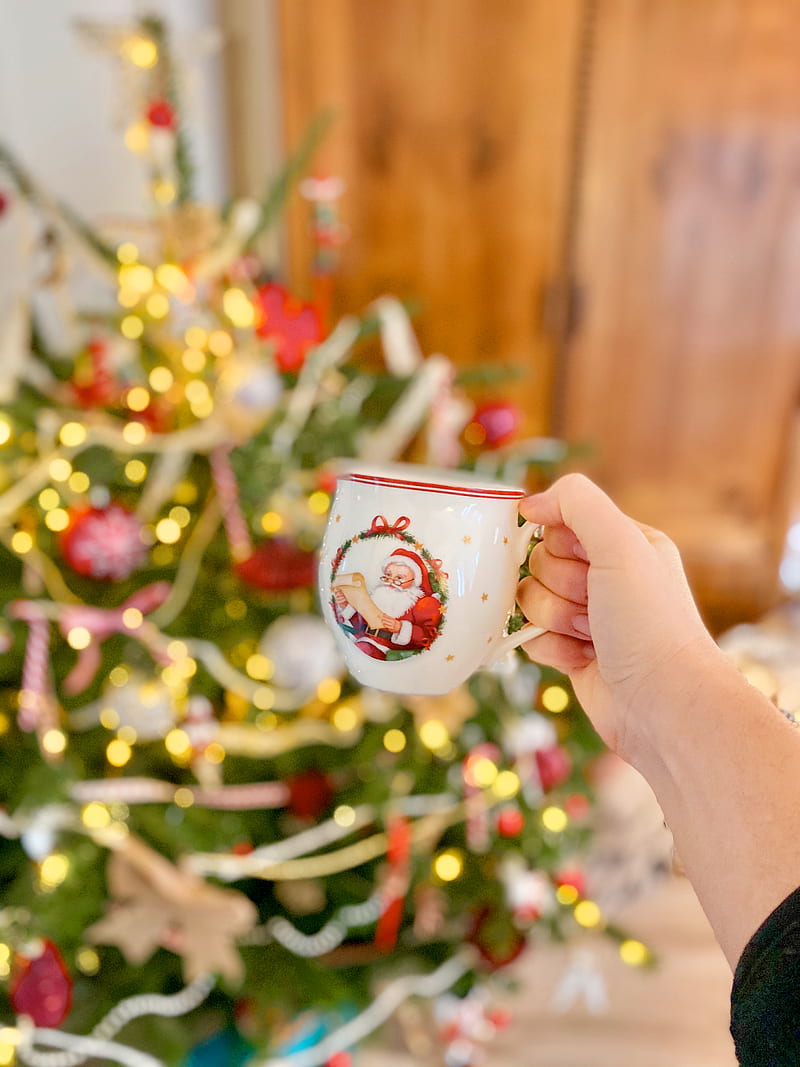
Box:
[622,638,749,779]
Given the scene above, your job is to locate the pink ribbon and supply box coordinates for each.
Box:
[368,515,411,536]
[9,600,54,735]
[58,582,172,694]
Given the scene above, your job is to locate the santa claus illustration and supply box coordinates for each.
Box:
[333,547,443,660]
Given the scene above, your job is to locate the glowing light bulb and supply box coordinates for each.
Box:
[383,728,406,753]
[106,738,132,767]
[245,653,273,681]
[125,459,147,483]
[41,729,67,756]
[492,770,521,799]
[433,849,463,882]
[149,366,174,393]
[333,805,356,827]
[44,508,70,532]
[81,803,111,830]
[10,531,33,554]
[308,491,331,515]
[124,36,158,68]
[542,684,570,713]
[156,263,189,293]
[317,678,341,704]
[126,386,151,412]
[419,719,449,750]
[66,626,92,650]
[223,287,255,328]
[59,422,87,447]
[542,806,569,833]
[120,315,144,340]
[48,458,72,482]
[122,421,148,445]
[619,939,650,966]
[116,242,139,264]
[39,853,70,889]
[260,511,283,534]
[173,787,195,808]
[573,900,602,928]
[332,704,358,731]
[208,330,233,357]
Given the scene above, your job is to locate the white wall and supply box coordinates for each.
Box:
[0,0,228,216]
[0,0,229,318]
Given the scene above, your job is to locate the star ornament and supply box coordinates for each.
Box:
[88,835,257,983]
[253,283,323,373]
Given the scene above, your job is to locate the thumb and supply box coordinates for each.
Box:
[520,473,652,567]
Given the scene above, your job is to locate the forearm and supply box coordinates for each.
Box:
[629,644,800,968]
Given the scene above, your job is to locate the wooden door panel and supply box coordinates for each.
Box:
[278,0,583,436]
[562,0,800,624]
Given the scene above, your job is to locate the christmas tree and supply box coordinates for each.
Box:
[0,15,632,1067]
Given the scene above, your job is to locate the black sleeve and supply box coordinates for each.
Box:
[731,885,800,1065]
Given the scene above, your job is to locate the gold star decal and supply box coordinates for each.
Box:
[463,536,471,544]
[503,537,509,544]
[414,542,424,551]
[481,593,489,602]
[335,514,341,522]
[446,654,455,661]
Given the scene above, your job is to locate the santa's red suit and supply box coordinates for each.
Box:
[335,547,443,660]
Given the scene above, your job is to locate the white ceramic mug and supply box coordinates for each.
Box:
[317,463,546,695]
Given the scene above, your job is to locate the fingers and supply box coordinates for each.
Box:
[519,628,596,675]
[538,522,588,562]
[528,542,588,605]
[520,473,653,567]
[517,575,590,640]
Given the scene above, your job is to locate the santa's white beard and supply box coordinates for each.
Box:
[369,582,421,618]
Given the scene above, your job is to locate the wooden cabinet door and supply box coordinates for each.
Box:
[562,0,800,626]
[277,0,584,437]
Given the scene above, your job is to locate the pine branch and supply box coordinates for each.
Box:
[140,14,195,204]
[248,109,335,246]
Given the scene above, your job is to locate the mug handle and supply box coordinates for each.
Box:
[482,519,547,667]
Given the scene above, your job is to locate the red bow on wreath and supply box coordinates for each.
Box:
[368,515,411,536]
[430,558,448,581]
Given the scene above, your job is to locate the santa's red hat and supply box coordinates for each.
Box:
[382,547,433,595]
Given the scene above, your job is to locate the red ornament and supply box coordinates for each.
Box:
[535,744,572,792]
[60,504,147,581]
[466,402,521,449]
[468,906,527,970]
[286,769,335,819]
[70,337,119,408]
[145,98,176,129]
[235,539,316,592]
[253,283,323,373]
[316,466,339,496]
[10,939,72,1027]
[496,807,525,838]
[0,189,9,217]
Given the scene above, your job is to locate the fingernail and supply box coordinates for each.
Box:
[573,543,588,561]
[572,613,591,637]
